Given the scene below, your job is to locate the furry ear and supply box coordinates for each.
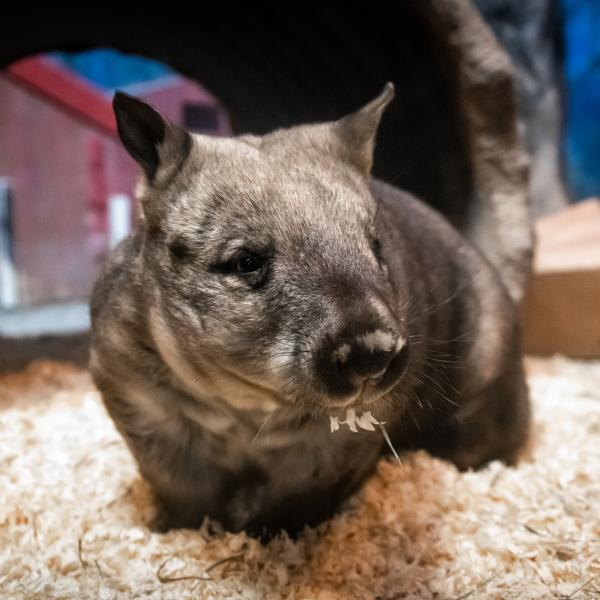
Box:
[334,82,395,175]
[113,92,192,184]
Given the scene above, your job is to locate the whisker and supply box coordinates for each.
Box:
[251,413,272,445]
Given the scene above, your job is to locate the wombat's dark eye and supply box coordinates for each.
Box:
[212,249,268,285]
[236,251,264,273]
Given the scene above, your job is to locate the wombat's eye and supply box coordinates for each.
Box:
[212,249,268,286]
[236,251,265,273]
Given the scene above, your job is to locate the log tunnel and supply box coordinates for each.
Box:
[0,0,536,369]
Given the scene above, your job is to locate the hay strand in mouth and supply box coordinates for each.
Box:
[378,422,402,465]
[329,408,402,464]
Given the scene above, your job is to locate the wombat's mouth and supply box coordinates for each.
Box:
[325,378,386,407]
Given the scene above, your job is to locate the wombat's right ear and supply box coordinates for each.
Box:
[113,92,192,185]
[334,82,395,176]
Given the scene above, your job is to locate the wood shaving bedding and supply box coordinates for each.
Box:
[0,357,599,599]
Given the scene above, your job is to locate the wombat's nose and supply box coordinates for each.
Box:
[316,326,409,398]
[332,329,398,378]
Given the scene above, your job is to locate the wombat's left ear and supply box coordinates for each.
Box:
[113,92,192,185]
[334,82,395,176]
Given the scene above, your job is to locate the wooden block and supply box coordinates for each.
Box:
[522,199,600,358]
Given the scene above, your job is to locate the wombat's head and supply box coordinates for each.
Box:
[114,83,410,414]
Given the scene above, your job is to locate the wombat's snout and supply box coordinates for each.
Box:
[316,316,409,400]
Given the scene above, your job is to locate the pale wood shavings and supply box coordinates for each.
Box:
[0,357,599,599]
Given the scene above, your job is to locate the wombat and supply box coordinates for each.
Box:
[89,83,530,537]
